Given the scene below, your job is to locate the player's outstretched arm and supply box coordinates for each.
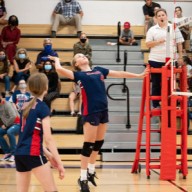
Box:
[48,56,74,80]
[108,67,149,78]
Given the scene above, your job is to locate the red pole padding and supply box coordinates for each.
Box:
[160,65,177,180]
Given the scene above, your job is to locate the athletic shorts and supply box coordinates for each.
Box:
[82,110,109,126]
[15,155,48,172]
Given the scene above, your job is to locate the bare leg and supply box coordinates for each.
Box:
[16,171,31,192]
[32,163,57,192]
[69,92,76,114]
[89,123,107,164]
[81,122,98,170]
[78,94,82,114]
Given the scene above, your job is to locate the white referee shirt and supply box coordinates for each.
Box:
[146,23,184,62]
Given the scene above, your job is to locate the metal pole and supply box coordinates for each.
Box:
[116,21,121,62]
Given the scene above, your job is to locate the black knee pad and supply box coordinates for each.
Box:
[81,142,94,157]
[93,140,104,151]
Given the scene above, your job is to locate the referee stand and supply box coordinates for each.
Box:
[131,61,188,180]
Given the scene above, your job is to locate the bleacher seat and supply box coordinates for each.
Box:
[51,98,80,112]
[19,24,145,38]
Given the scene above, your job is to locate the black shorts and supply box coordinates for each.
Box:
[83,110,109,126]
[15,155,48,172]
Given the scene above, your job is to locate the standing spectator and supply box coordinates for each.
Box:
[0,92,20,162]
[147,6,160,31]
[15,73,65,192]
[0,50,10,96]
[174,6,190,55]
[12,48,32,92]
[119,22,138,46]
[69,82,82,116]
[1,15,20,64]
[51,0,83,38]
[0,0,8,26]
[35,38,58,72]
[146,8,184,108]
[49,54,148,192]
[9,79,31,114]
[73,32,92,66]
[42,60,60,109]
[143,0,161,34]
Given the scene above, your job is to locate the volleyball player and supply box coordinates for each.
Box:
[49,54,148,192]
[15,73,65,192]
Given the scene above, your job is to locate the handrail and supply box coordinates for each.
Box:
[116,21,121,62]
[107,51,131,128]
[106,83,131,129]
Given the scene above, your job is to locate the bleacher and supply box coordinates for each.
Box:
[14,24,146,161]
[19,24,145,38]
[1,23,192,161]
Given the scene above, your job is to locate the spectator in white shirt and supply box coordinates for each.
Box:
[146,8,184,108]
[174,6,190,55]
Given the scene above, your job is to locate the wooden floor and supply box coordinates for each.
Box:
[0,159,192,192]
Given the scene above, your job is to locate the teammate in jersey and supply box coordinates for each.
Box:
[15,73,65,192]
[49,54,148,192]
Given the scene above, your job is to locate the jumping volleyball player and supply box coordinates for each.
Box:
[15,73,65,192]
[49,54,149,192]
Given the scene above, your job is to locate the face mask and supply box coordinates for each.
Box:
[10,20,17,26]
[44,64,52,71]
[19,84,27,89]
[44,44,52,54]
[18,53,26,59]
[80,38,87,43]
[0,55,5,60]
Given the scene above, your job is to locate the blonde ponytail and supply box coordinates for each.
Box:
[22,97,37,119]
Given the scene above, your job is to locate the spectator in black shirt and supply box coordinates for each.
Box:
[12,48,32,92]
[143,0,161,34]
[0,0,7,26]
[42,60,60,109]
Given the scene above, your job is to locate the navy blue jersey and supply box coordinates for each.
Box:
[15,99,50,156]
[74,66,109,115]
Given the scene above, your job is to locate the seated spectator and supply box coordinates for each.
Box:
[183,56,192,92]
[73,32,92,66]
[35,38,58,72]
[188,96,192,134]
[174,6,190,55]
[147,6,160,31]
[142,0,161,34]
[119,22,138,46]
[1,15,20,64]
[9,79,31,113]
[0,50,10,96]
[51,0,83,38]
[69,82,82,116]
[12,48,32,92]
[177,56,192,91]
[0,92,20,162]
[42,59,60,109]
[0,0,8,26]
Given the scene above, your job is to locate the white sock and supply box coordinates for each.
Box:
[88,163,95,174]
[80,169,87,181]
